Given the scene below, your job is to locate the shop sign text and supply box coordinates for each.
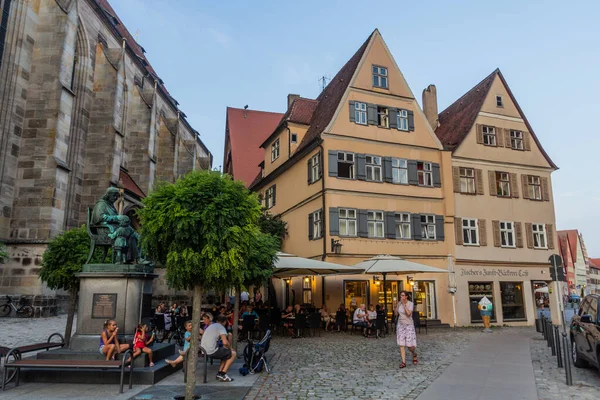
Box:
[460,268,529,278]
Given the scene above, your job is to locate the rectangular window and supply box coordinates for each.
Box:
[365,155,382,182]
[417,162,433,187]
[532,223,547,249]
[291,133,298,143]
[377,106,389,128]
[312,210,322,239]
[302,277,312,304]
[420,215,436,240]
[500,221,515,247]
[483,126,496,146]
[510,130,523,150]
[367,211,384,238]
[496,95,503,107]
[459,167,475,194]
[271,139,280,161]
[354,102,367,125]
[309,153,321,183]
[528,175,541,200]
[372,65,388,89]
[337,152,354,179]
[496,172,511,197]
[500,282,526,321]
[469,282,495,323]
[265,186,275,209]
[339,208,357,237]
[392,158,408,184]
[462,218,479,245]
[395,213,411,239]
[397,109,409,131]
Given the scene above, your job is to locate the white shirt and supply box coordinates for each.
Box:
[353,308,366,323]
[240,291,249,302]
[200,323,227,355]
[367,310,377,320]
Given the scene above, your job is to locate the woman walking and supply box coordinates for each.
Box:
[396,291,417,369]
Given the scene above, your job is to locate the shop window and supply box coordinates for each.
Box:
[469,282,496,323]
[345,280,369,313]
[302,277,312,304]
[500,282,526,321]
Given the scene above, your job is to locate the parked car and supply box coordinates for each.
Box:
[570,294,600,371]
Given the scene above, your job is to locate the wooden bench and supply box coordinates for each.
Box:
[2,349,133,394]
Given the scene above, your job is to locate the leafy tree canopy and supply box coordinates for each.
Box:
[259,210,287,244]
[0,242,8,263]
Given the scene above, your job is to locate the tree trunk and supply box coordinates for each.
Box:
[185,285,202,400]
[232,286,240,353]
[64,289,77,347]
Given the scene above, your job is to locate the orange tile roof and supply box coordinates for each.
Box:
[589,258,600,269]
[119,170,145,198]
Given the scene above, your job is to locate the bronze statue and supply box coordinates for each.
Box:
[108,215,140,264]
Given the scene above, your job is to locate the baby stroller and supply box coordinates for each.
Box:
[242,329,271,374]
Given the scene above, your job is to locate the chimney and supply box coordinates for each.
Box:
[287,94,300,110]
[243,105,248,118]
[422,85,439,130]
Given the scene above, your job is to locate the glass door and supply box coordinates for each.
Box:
[344,280,369,314]
[378,280,402,317]
[414,281,437,319]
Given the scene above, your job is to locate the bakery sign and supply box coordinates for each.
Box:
[460,268,529,277]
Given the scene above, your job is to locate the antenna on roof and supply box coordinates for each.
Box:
[243,105,248,118]
[319,76,330,92]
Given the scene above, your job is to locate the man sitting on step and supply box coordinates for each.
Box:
[200,315,237,382]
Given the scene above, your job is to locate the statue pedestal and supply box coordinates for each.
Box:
[70,264,156,351]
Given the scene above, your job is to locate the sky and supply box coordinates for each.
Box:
[111,0,600,256]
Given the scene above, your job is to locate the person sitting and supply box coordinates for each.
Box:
[293,304,304,315]
[353,304,368,336]
[366,304,377,337]
[155,302,166,314]
[320,305,333,331]
[132,323,155,367]
[169,303,179,315]
[99,319,130,361]
[199,313,213,336]
[166,321,192,367]
[200,315,237,382]
[179,303,189,318]
[281,305,294,329]
[241,305,259,320]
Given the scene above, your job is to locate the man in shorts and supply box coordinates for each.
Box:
[200,315,237,382]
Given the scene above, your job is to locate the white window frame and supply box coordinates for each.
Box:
[377,106,389,128]
[496,95,503,107]
[309,153,321,183]
[496,172,511,197]
[459,167,475,194]
[339,208,357,237]
[510,130,523,150]
[500,221,515,248]
[372,65,388,89]
[421,214,436,240]
[265,186,275,209]
[291,133,298,144]
[367,210,384,238]
[312,210,322,239]
[392,158,408,184]
[397,109,409,131]
[528,175,541,200]
[337,151,355,179]
[417,162,433,187]
[462,218,479,245]
[532,223,547,249]
[271,139,280,161]
[365,155,382,182]
[483,126,496,146]
[354,102,367,125]
[395,213,411,239]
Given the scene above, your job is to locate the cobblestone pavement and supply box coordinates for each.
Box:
[1,313,76,349]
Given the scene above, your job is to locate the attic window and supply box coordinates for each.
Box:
[291,133,298,144]
[496,95,503,107]
[372,65,388,89]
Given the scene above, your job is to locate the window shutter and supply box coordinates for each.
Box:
[488,170,497,196]
[521,174,529,199]
[272,185,276,206]
[435,215,445,241]
[329,208,339,236]
[328,150,338,177]
[476,124,484,144]
[411,214,422,241]
[408,111,415,131]
[349,101,356,122]
[452,166,460,193]
[454,217,463,245]
[384,157,393,183]
[308,213,314,240]
[432,163,441,188]
[478,219,487,246]
[515,222,523,248]
[407,160,418,185]
[389,109,398,129]
[541,177,550,201]
[504,129,511,148]
[496,127,504,147]
[307,158,312,185]
[367,104,377,125]
[358,210,368,238]
[510,173,519,198]
[475,169,484,195]
[385,212,396,239]
[356,154,366,180]
[525,222,533,249]
[492,220,501,247]
[523,131,531,151]
[546,224,555,249]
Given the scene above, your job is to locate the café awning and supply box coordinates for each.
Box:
[272,252,364,278]
[354,255,449,275]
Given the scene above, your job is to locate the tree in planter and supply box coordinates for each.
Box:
[138,170,278,400]
[38,226,91,346]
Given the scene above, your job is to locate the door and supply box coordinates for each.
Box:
[344,280,369,314]
[414,281,437,319]
[378,280,402,317]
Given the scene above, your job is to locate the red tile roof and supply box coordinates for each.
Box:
[558,230,581,263]
[226,107,284,187]
[589,258,600,269]
[435,69,557,169]
[119,169,145,198]
[259,97,318,148]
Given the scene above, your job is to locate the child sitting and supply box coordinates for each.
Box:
[166,321,192,367]
[132,323,155,367]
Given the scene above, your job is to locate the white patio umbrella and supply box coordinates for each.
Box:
[535,286,549,294]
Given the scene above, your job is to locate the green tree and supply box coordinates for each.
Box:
[259,210,287,245]
[38,226,90,347]
[0,242,8,263]
[138,170,278,400]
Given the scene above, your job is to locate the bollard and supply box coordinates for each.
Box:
[535,318,542,333]
[562,332,573,386]
[549,324,556,356]
[554,326,562,368]
[546,321,552,348]
[541,317,547,339]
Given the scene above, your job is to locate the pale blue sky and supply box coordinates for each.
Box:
[111,0,600,255]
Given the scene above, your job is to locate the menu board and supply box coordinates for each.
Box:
[92,293,117,319]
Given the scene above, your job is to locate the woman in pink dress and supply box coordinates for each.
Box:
[396,291,417,368]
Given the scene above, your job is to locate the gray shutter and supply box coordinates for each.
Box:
[435,215,445,241]
[356,154,366,181]
[349,101,356,122]
[389,109,398,129]
[408,111,415,131]
[329,208,339,236]
[328,150,338,177]
[384,157,393,183]
[358,210,368,238]
[272,185,276,206]
[308,213,314,240]
[367,104,377,125]
[407,160,418,185]
[307,158,312,184]
[385,211,396,239]
[411,214,422,240]
[432,163,441,188]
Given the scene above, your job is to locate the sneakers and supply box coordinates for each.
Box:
[216,372,234,382]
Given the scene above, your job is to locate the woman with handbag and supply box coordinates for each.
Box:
[396,291,417,369]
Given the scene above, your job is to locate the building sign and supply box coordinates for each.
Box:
[460,268,529,278]
[92,293,117,319]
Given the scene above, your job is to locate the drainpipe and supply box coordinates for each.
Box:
[319,142,326,306]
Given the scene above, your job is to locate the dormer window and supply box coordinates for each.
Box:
[271,139,280,162]
[291,133,298,144]
[496,95,503,107]
[372,65,388,89]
